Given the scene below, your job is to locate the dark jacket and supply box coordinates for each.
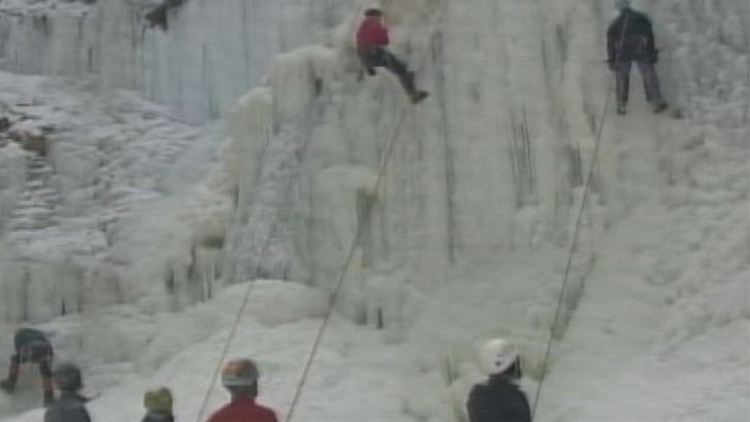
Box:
[142,411,175,422]
[14,328,52,363]
[607,8,656,62]
[14,328,50,351]
[467,376,531,422]
[45,391,91,422]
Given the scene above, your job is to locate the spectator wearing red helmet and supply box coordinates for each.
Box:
[207,359,278,422]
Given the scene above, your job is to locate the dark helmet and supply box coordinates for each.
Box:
[53,363,83,391]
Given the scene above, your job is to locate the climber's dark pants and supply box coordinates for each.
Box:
[3,343,54,404]
[614,60,665,107]
[358,46,417,95]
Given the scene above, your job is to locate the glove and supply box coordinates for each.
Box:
[607,59,617,71]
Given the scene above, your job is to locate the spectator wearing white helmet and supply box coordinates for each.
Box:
[467,339,530,422]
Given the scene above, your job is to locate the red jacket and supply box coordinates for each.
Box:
[207,397,278,422]
[356,17,389,50]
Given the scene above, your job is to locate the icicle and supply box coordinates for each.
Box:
[270,46,338,125]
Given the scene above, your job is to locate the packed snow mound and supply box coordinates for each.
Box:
[240,279,329,327]
[93,280,329,371]
[0,279,416,422]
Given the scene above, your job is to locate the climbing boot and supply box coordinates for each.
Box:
[400,71,418,95]
[410,90,430,104]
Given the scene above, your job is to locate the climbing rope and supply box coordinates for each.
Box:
[530,11,632,419]
[193,4,448,421]
[284,3,448,422]
[193,274,258,422]
[193,130,313,422]
[193,190,288,422]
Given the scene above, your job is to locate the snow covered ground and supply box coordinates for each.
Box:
[0,0,748,421]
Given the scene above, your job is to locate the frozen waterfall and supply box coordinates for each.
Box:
[0,0,747,421]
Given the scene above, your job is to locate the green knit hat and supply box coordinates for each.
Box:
[144,387,173,413]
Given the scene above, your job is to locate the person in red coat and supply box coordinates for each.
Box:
[207,359,278,422]
[356,6,429,104]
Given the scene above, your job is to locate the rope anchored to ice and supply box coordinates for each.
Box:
[284,2,448,421]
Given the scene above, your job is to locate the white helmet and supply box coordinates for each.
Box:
[479,338,520,376]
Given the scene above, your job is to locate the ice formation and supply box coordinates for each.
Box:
[0,0,748,421]
[0,0,357,122]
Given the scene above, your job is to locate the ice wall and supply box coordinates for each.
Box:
[224,0,608,301]
[615,0,749,127]
[221,0,748,370]
[0,0,746,420]
[0,73,210,322]
[0,0,358,122]
[1,0,746,332]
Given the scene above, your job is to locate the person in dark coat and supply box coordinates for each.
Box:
[467,339,531,422]
[356,6,429,104]
[0,328,55,405]
[142,387,175,422]
[45,363,91,422]
[606,0,668,115]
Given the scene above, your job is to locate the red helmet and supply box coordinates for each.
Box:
[221,359,259,387]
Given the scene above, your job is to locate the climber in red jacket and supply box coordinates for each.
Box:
[356,6,429,104]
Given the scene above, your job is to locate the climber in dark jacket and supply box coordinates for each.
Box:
[467,339,530,422]
[45,363,91,422]
[356,6,429,104]
[0,327,55,405]
[606,0,668,115]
